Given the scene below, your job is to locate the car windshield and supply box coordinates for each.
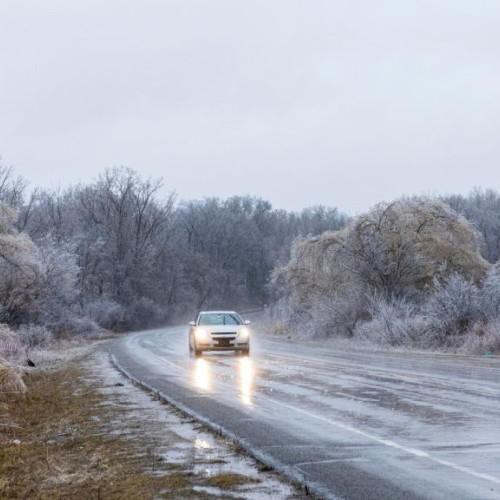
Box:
[198,313,242,326]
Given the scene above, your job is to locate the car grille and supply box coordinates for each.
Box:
[211,332,237,347]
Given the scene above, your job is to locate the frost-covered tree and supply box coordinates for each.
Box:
[0,158,28,208]
[0,203,42,325]
[176,197,269,309]
[36,235,79,325]
[424,274,481,340]
[480,265,500,320]
[22,167,177,329]
[444,188,500,264]
[76,167,175,326]
[274,198,490,339]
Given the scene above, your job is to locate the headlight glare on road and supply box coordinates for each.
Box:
[195,328,210,342]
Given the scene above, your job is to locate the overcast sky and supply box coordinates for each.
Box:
[1,1,499,214]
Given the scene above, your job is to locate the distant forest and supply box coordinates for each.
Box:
[1,158,499,354]
[0,161,347,335]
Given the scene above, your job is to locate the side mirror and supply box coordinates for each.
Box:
[188,321,196,326]
[244,320,251,325]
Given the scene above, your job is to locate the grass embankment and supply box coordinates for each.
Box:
[0,349,271,499]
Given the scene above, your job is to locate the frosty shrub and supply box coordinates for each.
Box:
[356,272,500,351]
[424,275,481,345]
[459,320,500,354]
[126,297,166,330]
[84,297,125,331]
[49,317,102,339]
[479,268,500,320]
[262,298,296,336]
[17,324,53,349]
[354,296,428,347]
[309,290,369,338]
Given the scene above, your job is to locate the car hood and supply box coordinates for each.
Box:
[200,325,246,334]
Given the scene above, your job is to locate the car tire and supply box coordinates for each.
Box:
[195,347,203,357]
[241,347,250,356]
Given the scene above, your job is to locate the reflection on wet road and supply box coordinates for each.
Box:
[238,357,254,407]
[112,325,500,499]
[193,358,210,392]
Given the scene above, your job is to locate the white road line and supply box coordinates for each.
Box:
[268,398,500,486]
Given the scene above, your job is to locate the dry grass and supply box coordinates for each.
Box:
[0,354,288,500]
[0,362,26,398]
[0,325,23,362]
[206,472,261,489]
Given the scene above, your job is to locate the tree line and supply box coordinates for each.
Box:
[2,156,500,354]
[0,160,347,339]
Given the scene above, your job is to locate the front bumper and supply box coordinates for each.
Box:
[197,335,249,351]
[199,345,249,352]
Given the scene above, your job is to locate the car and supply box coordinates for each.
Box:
[188,310,251,357]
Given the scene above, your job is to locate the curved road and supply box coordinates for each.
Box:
[111,324,500,499]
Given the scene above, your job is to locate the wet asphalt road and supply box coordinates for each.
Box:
[110,325,500,499]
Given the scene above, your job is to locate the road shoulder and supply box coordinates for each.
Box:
[1,340,306,499]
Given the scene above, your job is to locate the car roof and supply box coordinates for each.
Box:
[198,310,239,315]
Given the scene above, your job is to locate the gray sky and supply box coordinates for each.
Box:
[1,1,499,214]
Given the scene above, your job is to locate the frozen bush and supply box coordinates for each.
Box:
[459,320,500,354]
[354,296,428,347]
[309,290,369,339]
[17,324,53,349]
[262,298,295,336]
[480,270,500,320]
[49,317,102,339]
[0,323,13,341]
[126,297,166,330]
[68,318,101,334]
[84,297,125,331]
[425,275,481,339]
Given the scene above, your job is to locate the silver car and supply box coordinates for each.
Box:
[188,310,251,357]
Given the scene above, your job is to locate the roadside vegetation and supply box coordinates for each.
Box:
[269,197,500,353]
[0,344,301,499]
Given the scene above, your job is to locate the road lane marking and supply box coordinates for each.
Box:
[268,398,500,486]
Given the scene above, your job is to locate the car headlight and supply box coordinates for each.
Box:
[238,328,250,340]
[195,328,210,342]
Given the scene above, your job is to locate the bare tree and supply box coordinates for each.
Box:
[0,158,28,208]
[444,188,500,264]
